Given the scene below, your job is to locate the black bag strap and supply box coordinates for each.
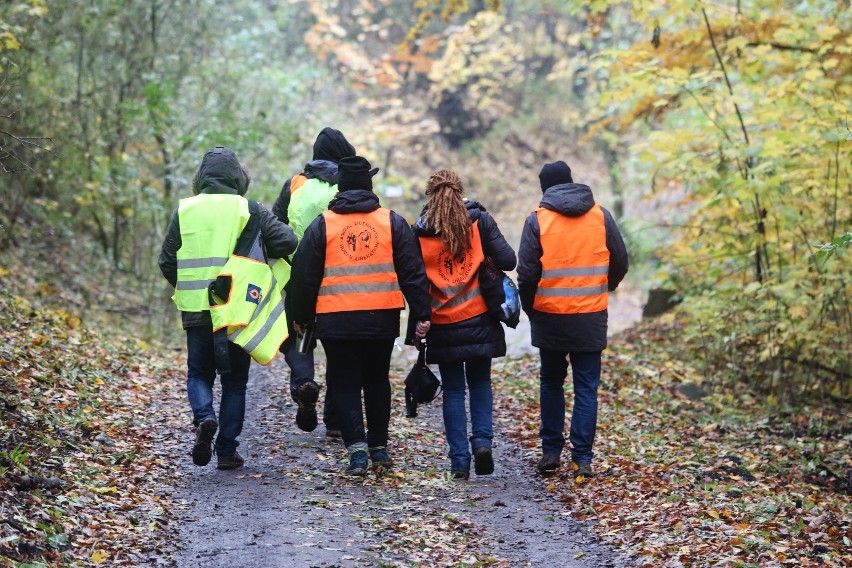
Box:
[420,342,442,400]
[232,200,266,261]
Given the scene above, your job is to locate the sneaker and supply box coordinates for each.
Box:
[369,447,393,470]
[572,462,593,479]
[451,469,470,481]
[536,453,561,475]
[473,446,494,476]
[346,449,369,477]
[191,417,218,466]
[293,381,319,432]
[216,451,245,470]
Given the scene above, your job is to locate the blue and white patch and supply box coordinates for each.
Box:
[246,284,262,304]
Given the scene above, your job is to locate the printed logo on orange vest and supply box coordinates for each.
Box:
[436,248,475,285]
[338,220,380,261]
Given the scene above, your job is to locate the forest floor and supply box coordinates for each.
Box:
[0,256,850,566]
[169,356,622,567]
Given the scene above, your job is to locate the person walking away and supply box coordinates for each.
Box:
[159,147,297,470]
[288,155,432,476]
[272,127,356,436]
[516,160,628,479]
[406,170,516,480]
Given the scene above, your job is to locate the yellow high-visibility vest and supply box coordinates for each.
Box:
[210,256,291,365]
[174,194,250,312]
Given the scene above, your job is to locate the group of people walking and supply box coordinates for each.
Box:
[158,128,628,480]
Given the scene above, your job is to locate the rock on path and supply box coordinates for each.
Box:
[171,356,625,567]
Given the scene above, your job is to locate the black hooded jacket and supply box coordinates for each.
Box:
[517,183,628,352]
[405,200,517,365]
[158,149,298,329]
[271,127,356,223]
[287,189,431,340]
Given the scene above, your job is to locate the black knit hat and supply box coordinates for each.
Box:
[312,127,356,163]
[538,160,573,191]
[337,156,379,191]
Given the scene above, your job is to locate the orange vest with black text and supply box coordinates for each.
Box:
[316,209,404,313]
[533,205,609,314]
[419,220,487,325]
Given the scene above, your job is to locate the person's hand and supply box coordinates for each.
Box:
[414,320,431,341]
[293,322,305,336]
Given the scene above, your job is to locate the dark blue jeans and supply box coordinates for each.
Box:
[283,337,337,429]
[539,349,601,464]
[186,326,251,457]
[438,358,493,472]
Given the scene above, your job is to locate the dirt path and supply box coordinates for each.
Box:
[170,355,626,567]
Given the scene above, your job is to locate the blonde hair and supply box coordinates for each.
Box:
[424,170,471,258]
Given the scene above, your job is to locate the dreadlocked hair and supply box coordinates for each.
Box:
[425,170,472,259]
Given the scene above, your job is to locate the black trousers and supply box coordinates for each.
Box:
[321,338,395,450]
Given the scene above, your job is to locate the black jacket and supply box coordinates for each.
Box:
[271,159,340,224]
[405,200,517,365]
[159,153,298,329]
[288,189,431,340]
[517,183,628,352]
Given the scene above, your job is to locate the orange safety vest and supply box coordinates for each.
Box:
[289,174,308,195]
[533,205,609,314]
[316,209,404,313]
[420,220,487,324]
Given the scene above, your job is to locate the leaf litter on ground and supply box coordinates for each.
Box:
[2,241,849,566]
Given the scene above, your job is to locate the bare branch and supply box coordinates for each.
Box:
[0,65,57,175]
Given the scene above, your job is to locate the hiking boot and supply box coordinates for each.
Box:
[572,462,593,479]
[216,451,245,470]
[536,453,561,475]
[191,417,218,466]
[473,446,494,476]
[293,380,320,432]
[346,449,369,477]
[451,469,470,481]
[369,447,394,470]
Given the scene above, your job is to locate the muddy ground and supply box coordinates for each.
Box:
[168,283,642,567]
[169,356,628,567]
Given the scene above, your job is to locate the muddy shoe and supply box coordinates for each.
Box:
[536,453,561,475]
[191,417,218,466]
[216,451,245,470]
[473,446,494,476]
[572,462,593,479]
[451,469,470,481]
[369,447,393,471]
[293,380,320,432]
[346,449,369,477]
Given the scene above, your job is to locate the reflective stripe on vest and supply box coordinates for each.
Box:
[288,177,339,241]
[316,209,404,313]
[174,194,250,312]
[419,220,487,324]
[533,205,609,314]
[210,256,291,365]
